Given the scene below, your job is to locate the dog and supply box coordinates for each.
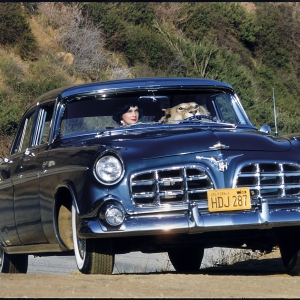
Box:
[159,102,210,124]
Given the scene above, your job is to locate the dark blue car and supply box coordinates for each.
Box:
[1,77,300,275]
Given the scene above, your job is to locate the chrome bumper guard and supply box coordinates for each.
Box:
[78,199,300,238]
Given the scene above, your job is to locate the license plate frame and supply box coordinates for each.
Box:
[207,187,251,212]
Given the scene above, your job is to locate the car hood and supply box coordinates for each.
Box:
[63,127,292,158]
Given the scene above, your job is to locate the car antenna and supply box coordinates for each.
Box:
[272,87,278,136]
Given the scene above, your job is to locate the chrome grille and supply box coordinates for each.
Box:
[130,166,214,206]
[234,163,300,198]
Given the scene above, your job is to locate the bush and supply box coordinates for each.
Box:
[0,90,23,135]
[177,3,260,46]
[122,24,176,71]
[0,2,38,59]
[39,2,107,80]
[0,55,72,136]
[82,2,154,28]
[20,57,72,99]
[253,3,293,71]
[81,2,155,52]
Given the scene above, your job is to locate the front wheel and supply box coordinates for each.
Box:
[0,248,28,273]
[279,228,300,276]
[168,246,204,272]
[72,202,115,274]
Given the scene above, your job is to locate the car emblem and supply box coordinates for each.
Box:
[209,141,229,150]
[196,154,243,172]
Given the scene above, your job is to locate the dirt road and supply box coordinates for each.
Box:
[1,249,300,298]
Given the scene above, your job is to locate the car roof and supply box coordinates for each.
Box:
[35,77,234,104]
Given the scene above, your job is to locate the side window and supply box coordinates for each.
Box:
[13,110,36,153]
[214,94,238,124]
[34,104,55,146]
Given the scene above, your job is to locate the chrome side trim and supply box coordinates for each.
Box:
[3,243,65,254]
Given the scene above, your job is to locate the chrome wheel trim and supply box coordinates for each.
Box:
[77,236,86,260]
[72,203,86,269]
[0,248,4,272]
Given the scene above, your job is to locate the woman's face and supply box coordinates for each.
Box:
[121,106,139,125]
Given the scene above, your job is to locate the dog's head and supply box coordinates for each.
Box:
[159,102,209,123]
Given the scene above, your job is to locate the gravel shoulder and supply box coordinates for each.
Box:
[2,249,300,298]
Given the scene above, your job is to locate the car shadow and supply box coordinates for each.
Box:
[115,257,287,276]
[196,257,287,276]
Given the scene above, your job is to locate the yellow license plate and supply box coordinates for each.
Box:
[207,187,251,212]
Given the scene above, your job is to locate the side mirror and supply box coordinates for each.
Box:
[259,124,271,134]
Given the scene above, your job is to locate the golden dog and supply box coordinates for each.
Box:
[159,102,209,124]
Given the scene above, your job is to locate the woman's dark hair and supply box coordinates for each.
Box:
[113,103,143,125]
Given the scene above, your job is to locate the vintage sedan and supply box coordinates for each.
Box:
[1,77,300,275]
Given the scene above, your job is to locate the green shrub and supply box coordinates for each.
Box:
[18,57,71,100]
[82,2,155,52]
[177,3,260,47]
[122,24,176,71]
[0,56,72,135]
[0,2,38,59]
[83,2,154,28]
[0,90,24,136]
[253,3,293,71]
[117,2,154,27]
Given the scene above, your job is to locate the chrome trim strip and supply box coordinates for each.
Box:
[3,243,65,254]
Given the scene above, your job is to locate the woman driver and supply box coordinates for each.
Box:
[113,103,143,125]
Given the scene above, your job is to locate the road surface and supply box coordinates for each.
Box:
[1,248,300,298]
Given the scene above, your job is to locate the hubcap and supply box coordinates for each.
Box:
[77,237,86,259]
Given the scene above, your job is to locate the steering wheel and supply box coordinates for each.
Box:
[183,115,216,122]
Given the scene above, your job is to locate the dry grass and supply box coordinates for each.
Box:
[202,248,265,268]
[0,134,13,158]
[28,17,59,53]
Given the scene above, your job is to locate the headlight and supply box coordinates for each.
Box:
[94,155,124,185]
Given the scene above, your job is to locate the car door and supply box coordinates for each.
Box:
[12,103,54,245]
[0,154,22,246]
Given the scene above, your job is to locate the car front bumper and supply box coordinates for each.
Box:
[78,199,300,238]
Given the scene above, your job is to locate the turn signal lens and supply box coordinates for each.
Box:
[104,205,125,226]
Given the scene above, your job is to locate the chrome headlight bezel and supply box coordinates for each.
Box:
[93,152,125,185]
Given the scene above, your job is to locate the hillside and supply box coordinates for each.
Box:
[0,2,300,156]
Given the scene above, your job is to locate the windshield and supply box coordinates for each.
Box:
[59,89,251,137]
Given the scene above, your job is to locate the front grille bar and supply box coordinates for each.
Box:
[234,162,300,198]
[130,162,300,207]
[130,166,214,206]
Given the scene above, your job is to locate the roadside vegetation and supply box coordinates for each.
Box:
[0,2,300,156]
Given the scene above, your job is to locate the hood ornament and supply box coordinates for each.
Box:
[209,141,229,150]
[196,154,243,172]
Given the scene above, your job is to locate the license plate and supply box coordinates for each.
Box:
[207,187,251,212]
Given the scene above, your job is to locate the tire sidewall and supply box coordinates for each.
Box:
[72,202,86,270]
[0,248,5,273]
